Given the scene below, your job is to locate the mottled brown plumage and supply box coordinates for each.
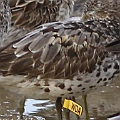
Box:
[9,0,75,30]
[3,0,75,49]
[82,0,120,22]
[0,0,120,120]
[0,17,120,95]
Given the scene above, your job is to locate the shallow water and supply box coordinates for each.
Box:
[0,0,120,120]
[0,77,120,120]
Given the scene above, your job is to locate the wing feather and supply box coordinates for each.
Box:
[0,18,119,79]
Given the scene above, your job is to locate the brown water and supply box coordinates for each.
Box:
[0,77,120,120]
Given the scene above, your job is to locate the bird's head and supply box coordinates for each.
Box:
[82,0,120,23]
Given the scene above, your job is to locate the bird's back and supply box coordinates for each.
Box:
[9,0,75,30]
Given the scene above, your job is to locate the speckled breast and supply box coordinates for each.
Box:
[32,56,119,98]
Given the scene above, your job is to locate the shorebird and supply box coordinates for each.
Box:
[0,0,120,120]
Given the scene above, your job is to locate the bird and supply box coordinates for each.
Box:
[0,0,76,119]
[0,0,120,120]
[0,0,77,119]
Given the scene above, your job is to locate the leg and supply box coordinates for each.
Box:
[56,97,62,120]
[19,96,26,119]
[63,107,70,120]
[82,95,90,120]
[72,96,81,120]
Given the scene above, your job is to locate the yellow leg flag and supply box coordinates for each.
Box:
[63,99,83,116]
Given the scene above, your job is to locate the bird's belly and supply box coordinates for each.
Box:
[0,58,119,99]
[35,58,119,98]
[0,69,119,99]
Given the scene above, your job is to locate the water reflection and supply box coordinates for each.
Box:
[24,99,50,114]
[24,99,55,120]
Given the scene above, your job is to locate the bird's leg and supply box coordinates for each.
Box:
[19,96,26,119]
[72,96,81,120]
[82,95,90,120]
[56,97,62,120]
[63,107,70,120]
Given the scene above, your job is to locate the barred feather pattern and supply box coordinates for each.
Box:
[10,0,75,30]
[0,16,120,97]
[2,0,75,48]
